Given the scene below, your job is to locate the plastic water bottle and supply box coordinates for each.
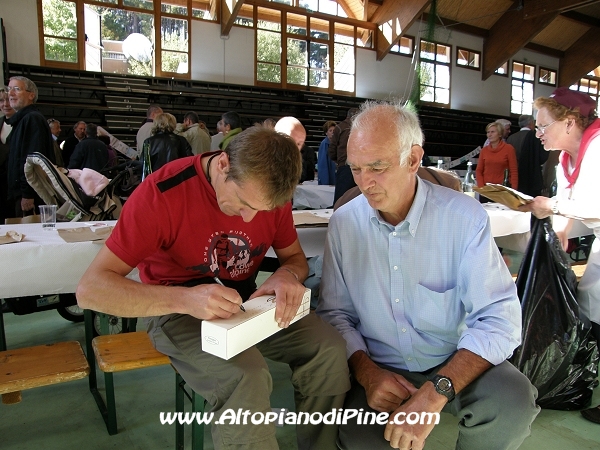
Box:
[503,168,511,188]
[141,142,152,181]
[462,161,476,197]
[437,159,443,169]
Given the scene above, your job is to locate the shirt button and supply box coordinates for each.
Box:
[407,357,412,361]
[392,232,397,236]
[395,298,399,303]
[393,266,398,270]
[402,328,406,332]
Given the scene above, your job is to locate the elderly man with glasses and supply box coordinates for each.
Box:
[5,76,55,217]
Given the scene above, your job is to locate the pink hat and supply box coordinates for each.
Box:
[550,87,597,117]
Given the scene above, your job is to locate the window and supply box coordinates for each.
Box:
[333,22,353,92]
[84,4,155,76]
[356,27,373,49]
[494,61,508,76]
[40,0,79,66]
[456,47,480,70]
[571,76,599,112]
[233,4,254,27]
[419,40,451,106]
[256,8,282,84]
[390,36,414,57]
[161,17,189,74]
[39,0,195,78]
[539,67,557,86]
[511,61,535,115]
[255,5,358,94]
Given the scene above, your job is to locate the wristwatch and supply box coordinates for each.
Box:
[551,199,560,215]
[430,375,455,402]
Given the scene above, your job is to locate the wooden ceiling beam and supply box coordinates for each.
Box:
[559,28,600,86]
[523,0,600,19]
[372,0,431,61]
[369,0,430,24]
[221,0,245,37]
[482,3,559,80]
[421,12,488,38]
[561,10,600,27]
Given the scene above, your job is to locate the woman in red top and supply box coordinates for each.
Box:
[476,122,518,189]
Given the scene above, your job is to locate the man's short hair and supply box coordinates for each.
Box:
[146,104,163,119]
[98,135,110,146]
[518,114,534,128]
[351,101,424,168]
[9,76,38,103]
[496,118,512,128]
[224,125,301,208]
[74,121,86,129]
[347,108,359,119]
[323,120,337,132]
[222,111,241,130]
[184,111,199,124]
[151,113,177,134]
[86,123,98,138]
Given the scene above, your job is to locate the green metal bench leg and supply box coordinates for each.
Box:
[192,389,206,450]
[0,299,6,351]
[175,372,206,450]
[176,373,185,450]
[85,308,118,435]
[103,372,118,434]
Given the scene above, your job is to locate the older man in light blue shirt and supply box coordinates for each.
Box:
[317,101,539,450]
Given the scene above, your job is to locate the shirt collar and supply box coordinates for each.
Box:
[368,176,428,237]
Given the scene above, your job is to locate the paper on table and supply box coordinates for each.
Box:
[474,184,533,211]
[293,212,329,227]
[0,231,25,245]
[58,226,113,243]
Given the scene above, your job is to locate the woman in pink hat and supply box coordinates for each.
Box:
[519,87,600,423]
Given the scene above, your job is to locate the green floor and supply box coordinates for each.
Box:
[2,267,599,449]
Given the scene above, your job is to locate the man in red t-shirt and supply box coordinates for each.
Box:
[77,126,350,449]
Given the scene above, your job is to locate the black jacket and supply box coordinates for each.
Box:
[143,132,192,172]
[300,144,316,183]
[61,135,81,167]
[6,104,55,200]
[68,137,110,173]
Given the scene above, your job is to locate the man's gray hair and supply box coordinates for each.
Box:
[518,114,534,128]
[9,76,38,103]
[496,118,512,128]
[351,100,424,167]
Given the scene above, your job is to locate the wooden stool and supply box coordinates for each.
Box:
[91,331,205,449]
[0,341,89,405]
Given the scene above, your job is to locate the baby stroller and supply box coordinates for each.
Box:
[1,152,125,334]
[25,152,122,221]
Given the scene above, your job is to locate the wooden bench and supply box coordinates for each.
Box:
[0,341,89,405]
[91,331,205,449]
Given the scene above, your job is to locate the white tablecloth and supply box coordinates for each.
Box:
[293,183,335,209]
[0,221,140,298]
[2,205,591,298]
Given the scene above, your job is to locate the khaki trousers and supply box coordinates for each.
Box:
[147,312,350,450]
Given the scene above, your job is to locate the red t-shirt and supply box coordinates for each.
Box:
[106,154,297,286]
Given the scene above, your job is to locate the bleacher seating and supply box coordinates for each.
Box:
[7,63,514,157]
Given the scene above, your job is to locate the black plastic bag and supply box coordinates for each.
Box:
[509,217,599,410]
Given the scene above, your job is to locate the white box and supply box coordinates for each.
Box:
[201,289,311,360]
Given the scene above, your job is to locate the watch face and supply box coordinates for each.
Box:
[437,378,451,392]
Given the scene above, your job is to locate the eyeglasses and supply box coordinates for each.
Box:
[535,120,557,135]
[4,86,29,94]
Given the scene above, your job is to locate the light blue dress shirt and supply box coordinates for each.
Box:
[317,177,522,372]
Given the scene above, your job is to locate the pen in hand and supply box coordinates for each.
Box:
[214,277,246,312]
